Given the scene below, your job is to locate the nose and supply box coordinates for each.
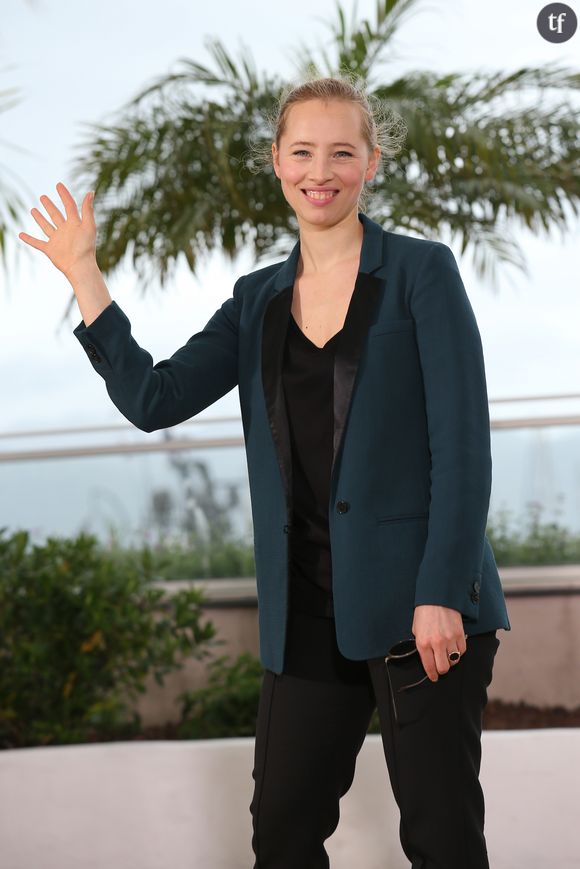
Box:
[306,155,334,184]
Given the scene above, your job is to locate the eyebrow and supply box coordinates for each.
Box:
[289,140,358,149]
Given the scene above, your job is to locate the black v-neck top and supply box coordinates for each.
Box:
[281,311,343,618]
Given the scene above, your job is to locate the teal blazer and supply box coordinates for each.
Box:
[74,211,511,673]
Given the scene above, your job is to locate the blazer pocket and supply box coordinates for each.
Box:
[369,319,415,337]
[385,654,439,726]
[376,511,429,525]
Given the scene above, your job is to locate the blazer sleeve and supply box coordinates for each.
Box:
[409,242,491,621]
[72,274,245,432]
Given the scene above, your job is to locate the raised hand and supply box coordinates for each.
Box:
[18,181,97,278]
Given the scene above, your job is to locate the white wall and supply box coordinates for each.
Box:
[0,731,578,869]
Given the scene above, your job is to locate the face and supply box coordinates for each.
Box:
[272,98,380,227]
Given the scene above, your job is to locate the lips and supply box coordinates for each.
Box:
[301,189,339,203]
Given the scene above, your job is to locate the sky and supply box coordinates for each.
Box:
[2,0,579,458]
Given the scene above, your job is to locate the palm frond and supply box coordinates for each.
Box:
[30,0,579,315]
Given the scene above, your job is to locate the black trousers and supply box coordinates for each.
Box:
[249,605,500,868]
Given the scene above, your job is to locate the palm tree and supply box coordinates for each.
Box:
[0,63,34,275]
[57,0,579,320]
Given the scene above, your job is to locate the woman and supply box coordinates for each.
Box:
[19,75,511,868]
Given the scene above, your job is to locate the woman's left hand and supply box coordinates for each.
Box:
[411,605,467,681]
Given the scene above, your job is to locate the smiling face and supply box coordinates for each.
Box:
[272,98,380,227]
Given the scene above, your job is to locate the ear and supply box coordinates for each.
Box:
[365,145,381,182]
[272,142,280,179]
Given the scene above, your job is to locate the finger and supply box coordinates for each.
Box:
[446,632,466,667]
[418,644,439,682]
[434,641,451,676]
[56,181,81,222]
[18,231,48,252]
[30,207,55,238]
[446,632,467,665]
[81,190,95,222]
[39,194,65,226]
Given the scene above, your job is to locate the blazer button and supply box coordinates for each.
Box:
[473,580,481,593]
[336,500,350,514]
[470,591,480,603]
[86,342,101,361]
[283,524,290,533]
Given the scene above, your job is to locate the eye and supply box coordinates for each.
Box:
[291,150,354,158]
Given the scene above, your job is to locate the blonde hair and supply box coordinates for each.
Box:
[246,71,408,212]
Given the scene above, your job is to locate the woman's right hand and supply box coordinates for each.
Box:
[18,181,97,278]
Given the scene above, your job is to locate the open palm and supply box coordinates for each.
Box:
[18,182,96,277]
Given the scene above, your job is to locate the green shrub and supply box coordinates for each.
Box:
[0,528,217,748]
[486,500,580,565]
[105,532,258,581]
[177,652,264,738]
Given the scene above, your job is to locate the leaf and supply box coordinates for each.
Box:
[80,629,106,653]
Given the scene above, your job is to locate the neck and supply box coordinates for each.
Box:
[296,209,363,277]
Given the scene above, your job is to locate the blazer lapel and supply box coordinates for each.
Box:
[330,270,384,481]
[261,284,295,510]
[261,212,386,515]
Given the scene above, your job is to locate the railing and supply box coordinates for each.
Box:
[1,393,579,546]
